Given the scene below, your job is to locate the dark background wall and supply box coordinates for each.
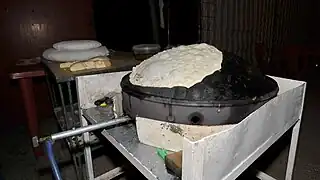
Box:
[93,0,154,51]
[304,0,320,44]
[93,0,199,50]
[168,0,199,45]
[0,0,95,125]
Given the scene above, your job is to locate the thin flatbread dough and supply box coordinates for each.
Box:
[69,56,111,72]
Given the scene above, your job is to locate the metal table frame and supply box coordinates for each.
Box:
[42,51,139,180]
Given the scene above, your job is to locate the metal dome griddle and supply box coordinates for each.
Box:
[121,51,279,125]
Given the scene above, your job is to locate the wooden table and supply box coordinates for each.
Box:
[10,62,45,157]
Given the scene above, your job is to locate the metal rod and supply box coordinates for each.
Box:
[51,116,131,141]
[58,83,69,129]
[164,0,171,47]
[72,154,82,180]
[255,170,277,180]
[148,0,160,44]
[45,73,56,109]
[52,83,57,107]
[94,167,124,180]
[67,82,75,127]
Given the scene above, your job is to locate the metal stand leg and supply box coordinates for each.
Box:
[45,74,56,110]
[148,0,160,44]
[73,153,82,180]
[285,120,301,180]
[58,84,70,129]
[67,82,77,128]
[81,116,94,180]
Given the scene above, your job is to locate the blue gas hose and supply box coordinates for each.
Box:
[45,140,62,180]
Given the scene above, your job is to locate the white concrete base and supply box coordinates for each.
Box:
[136,116,234,152]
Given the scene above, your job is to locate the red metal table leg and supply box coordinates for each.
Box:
[19,78,43,157]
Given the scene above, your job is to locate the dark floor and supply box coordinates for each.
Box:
[1,77,320,180]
